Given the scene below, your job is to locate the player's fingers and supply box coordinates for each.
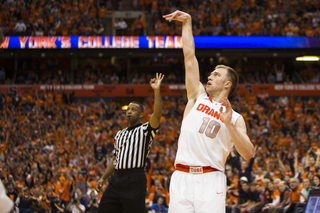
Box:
[162,14,172,18]
[169,11,178,22]
[160,74,164,81]
[163,10,179,18]
[162,12,174,17]
[220,98,226,107]
[224,97,231,108]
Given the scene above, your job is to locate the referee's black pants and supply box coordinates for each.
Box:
[98,168,147,213]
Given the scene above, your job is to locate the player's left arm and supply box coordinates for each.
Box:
[231,116,254,162]
[220,97,254,162]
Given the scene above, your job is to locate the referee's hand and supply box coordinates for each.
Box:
[95,179,104,193]
[150,73,164,90]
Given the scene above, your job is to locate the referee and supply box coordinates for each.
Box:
[96,73,164,213]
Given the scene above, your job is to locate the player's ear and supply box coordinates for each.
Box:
[225,81,232,88]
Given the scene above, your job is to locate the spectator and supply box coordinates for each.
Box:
[74,188,87,209]
[87,197,99,213]
[300,178,311,203]
[312,174,320,189]
[151,197,166,213]
[6,182,18,204]
[261,181,280,212]
[95,22,105,35]
[62,91,74,104]
[152,187,168,209]
[74,173,87,196]
[305,148,320,173]
[51,198,65,213]
[230,148,254,190]
[30,198,45,213]
[114,18,127,35]
[266,181,290,213]
[247,183,262,213]
[55,176,71,207]
[13,20,27,36]
[284,177,302,213]
[133,15,145,36]
[17,188,32,213]
[234,181,250,213]
[67,199,85,213]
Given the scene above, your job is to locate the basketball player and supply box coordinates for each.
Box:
[163,10,254,213]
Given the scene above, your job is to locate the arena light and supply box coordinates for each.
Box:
[122,105,128,110]
[295,56,320,61]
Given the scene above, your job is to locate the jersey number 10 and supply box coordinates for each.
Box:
[198,117,221,139]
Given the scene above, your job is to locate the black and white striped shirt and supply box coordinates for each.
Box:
[113,122,158,170]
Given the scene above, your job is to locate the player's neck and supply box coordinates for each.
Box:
[208,91,228,103]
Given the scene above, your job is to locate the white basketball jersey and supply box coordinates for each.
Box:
[175,93,242,172]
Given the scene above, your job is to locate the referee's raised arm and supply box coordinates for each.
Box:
[149,73,164,129]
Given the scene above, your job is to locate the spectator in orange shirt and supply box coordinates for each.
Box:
[283,177,302,213]
[55,176,71,207]
[149,179,165,195]
[133,15,145,35]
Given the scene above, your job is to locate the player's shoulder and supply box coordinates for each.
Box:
[231,109,241,117]
[196,92,209,102]
[231,109,242,125]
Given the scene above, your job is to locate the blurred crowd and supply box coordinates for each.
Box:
[147,0,320,37]
[0,85,320,213]
[1,0,120,36]
[2,0,320,37]
[1,56,319,85]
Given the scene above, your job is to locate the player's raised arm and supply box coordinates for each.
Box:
[163,11,204,102]
[149,73,164,129]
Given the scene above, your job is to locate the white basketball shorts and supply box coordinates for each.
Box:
[168,170,226,213]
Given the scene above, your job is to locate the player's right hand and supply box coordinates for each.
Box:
[163,10,191,23]
[95,179,104,193]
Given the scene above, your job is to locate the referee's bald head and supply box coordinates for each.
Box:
[130,101,144,113]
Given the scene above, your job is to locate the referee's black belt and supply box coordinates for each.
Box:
[115,168,144,175]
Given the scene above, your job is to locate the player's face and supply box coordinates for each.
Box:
[206,68,229,94]
[126,103,143,126]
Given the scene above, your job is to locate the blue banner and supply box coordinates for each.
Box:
[1,36,320,49]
